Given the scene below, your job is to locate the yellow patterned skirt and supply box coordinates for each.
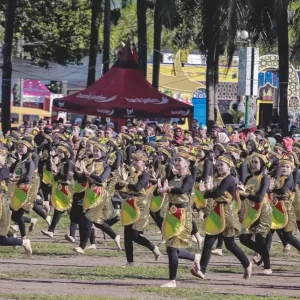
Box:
[0,197,11,236]
[248,200,272,237]
[132,195,150,231]
[164,207,192,248]
[85,189,109,224]
[284,199,298,233]
[293,189,300,222]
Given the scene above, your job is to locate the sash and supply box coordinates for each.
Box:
[203,203,226,235]
[42,168,53,185]
[150,194,166,213]
[194,188,206,209]
[83,184,102,211]
[242,200,262,229]
[74,180,88,194]
[121,197,140,226]
[162,206,186,241]
[51,182,72,212]
[271,200,288,230]
[11,183,31,211]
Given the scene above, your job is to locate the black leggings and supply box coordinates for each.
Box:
[150,211,164,231]
[48,209,65,232]
[124,225,155,263]
[266,229,300,252]
[265,229,288,251]
[40,181,51,202]
[32,201,47,220]
[79,216,120,249]
[167,247,195,280]
[240,234,270,269]
[0,235,23,246]
[200,234,250,274]
[94,216,120,239]
[191,220,198,235]
[11,209,26,237]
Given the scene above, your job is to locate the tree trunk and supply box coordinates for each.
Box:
[213,45,220,123]
[1,0,17,134]
[206,43,216,131]
[152,0,162,89]
[137,0,147,77]
[102,0,111,74]
[277,0,289,134]
[87,0,102,87]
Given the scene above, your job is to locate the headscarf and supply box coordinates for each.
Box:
[216,132,230,144]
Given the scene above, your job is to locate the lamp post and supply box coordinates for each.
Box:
[237,30,258,129]
[240,31,250,128]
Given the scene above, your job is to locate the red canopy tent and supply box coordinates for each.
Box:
[53,43,193,119]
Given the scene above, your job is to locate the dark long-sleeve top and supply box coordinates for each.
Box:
[54,159,74,184]
[292,168,300,191]
[31,152,39,170]
[244,173,270,203]
[272,174,294,200]
[116,171,150,198]
[34,133,45,147]
[170,175,195,195]
[236,161,247,185]
[190,164,198,181]
[111,150,122,171]
[89,162,111,184]
[204,174,236,200]
[0,165,10,186]
[196,158,213,183]
[10,155,35,184]
[124,145,134,166]
[268,162,281,179]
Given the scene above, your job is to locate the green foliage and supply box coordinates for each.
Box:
[0,0,92,67]
[228,108,245,124]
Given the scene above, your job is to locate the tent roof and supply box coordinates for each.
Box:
[53,43,193,119]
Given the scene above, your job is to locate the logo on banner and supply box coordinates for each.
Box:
[77,93,117,103]
[96,109,114,115]
[127,109,134,115]
[171,109,190,116]
[125,96,168,105]
[57,101,65,108]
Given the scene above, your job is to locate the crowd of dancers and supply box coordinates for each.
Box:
[1,118,300,288]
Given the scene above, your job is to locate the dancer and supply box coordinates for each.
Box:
[118,151,161,267]
[238,153,272,275]
[196,155,252,279]
[0,145,32,256]
[10,136,39,240]
[158,151,201,288]
[42,142,74,238]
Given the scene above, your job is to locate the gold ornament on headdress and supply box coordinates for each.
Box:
[177,151,196,162]
[157,147,171,158]
[57,145,71,159]
[267,150,282,160]
[132,152,148,162]
[18,139,34,150]
[253,153,269,166]
[279,159,295,169]
[214,143,226,153]
[226,145,241,154]
[218,155,234,168]
[143,145,156,155]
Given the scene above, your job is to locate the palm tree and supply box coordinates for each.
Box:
[137,0,154,77]
[152,0,177,89]
[244,0,294,132]
[1,0,17,134]
[87,0,103,87]
[102,0,111,74]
